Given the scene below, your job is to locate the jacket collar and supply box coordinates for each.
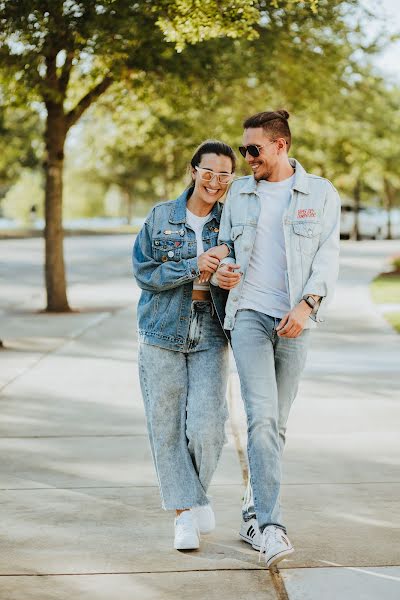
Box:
[240,158,310,196]
[169,188,222,224]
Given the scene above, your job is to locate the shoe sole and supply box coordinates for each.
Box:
[239,532,261,551]
[174,526,200,550]
[265,546,294,568]
[174,539,200,550]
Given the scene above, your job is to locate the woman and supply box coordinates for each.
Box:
[132,140,234,550]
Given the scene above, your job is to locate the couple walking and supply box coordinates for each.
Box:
[132,110,340,568]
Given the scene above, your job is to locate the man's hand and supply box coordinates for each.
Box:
[216,263,241,290]
[276,301,312,338]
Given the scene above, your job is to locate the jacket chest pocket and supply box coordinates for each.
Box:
[152,238,183,262]
[292,221,322,256]
[231,224,244,241]
[203,231,219,250]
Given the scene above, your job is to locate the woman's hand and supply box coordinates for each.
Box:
[198,245,229,283]
[197,252,220,277]
[206,244,230,261]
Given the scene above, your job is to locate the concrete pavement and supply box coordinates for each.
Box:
[0,237,399,599]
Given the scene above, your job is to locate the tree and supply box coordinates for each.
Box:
[0,0,353,311]
[0,0,265,311]
[73,0,364,216]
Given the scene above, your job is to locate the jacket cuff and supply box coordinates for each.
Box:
[186,257,200,278]
[219,241,234,256]
[302,283,327,323]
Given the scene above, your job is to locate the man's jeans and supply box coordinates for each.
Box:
[231,310,310,532]
[139,301,229,510]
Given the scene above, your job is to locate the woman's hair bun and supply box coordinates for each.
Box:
[275,109,289,120]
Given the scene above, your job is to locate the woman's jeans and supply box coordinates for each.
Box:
[138,301,229,510]
[231,310,310,533]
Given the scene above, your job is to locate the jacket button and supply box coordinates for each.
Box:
[167,250,174,258]
[161,256,168,262]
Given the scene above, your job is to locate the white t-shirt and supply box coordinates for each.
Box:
[238,174,295,318]
[186,208,211,291]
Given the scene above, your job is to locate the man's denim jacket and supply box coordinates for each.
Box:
[132,189,229,351]
[214,158,341,330]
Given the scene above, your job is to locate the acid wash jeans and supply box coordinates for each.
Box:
[138,301,229,510]
[230,310,310,533]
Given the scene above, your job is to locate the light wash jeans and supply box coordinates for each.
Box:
[231,310,310,533]
[138,301,229,510]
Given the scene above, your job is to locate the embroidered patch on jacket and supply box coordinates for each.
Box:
[297,208,316,219]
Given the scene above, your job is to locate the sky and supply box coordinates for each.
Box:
[363,0,400,82]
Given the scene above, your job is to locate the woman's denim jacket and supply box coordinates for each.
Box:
[132,189,229,351]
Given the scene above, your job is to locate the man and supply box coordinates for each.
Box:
[214,110,340,568]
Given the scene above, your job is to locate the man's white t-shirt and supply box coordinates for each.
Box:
[238,174,295,318]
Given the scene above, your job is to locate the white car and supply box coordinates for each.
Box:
[340,205,386,239]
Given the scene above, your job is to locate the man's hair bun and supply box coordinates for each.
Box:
[275,109,289,120]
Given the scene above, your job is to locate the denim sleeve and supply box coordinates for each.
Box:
[210,191,236,286]
[132,210,200,292]
[302,183,341,322]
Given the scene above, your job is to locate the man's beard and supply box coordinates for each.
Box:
[255,168,271,182]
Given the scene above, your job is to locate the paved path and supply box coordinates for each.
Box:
[0,237,399,599]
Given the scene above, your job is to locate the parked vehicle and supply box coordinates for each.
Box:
[380,209,400,239]
[341,205,387,239]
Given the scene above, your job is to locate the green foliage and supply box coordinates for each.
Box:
[0,97,42,196]
[1,0,398,219]
[2,169,44,223]
[385,312,400,333]
[371,275,400,304]
[393,256,400,272]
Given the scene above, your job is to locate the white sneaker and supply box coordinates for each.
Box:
[259,525,294,568]
[192,504,215,534]
[174,511,200,550]
[239,517,262,550]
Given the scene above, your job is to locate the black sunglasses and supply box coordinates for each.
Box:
[238,140,277,158]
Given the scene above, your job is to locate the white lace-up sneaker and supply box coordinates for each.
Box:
[259,525,294,568]
[191,504,215,534]
[239,517,262,550]
[174,511,200,550]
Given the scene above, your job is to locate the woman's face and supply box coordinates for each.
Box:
[191,153,233,206]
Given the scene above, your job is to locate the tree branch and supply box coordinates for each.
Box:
[58,50,74,96]
[65,75,114,130]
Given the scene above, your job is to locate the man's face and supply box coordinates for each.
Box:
[242,127,278,181]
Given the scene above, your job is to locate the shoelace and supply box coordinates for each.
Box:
[259,527,281,562]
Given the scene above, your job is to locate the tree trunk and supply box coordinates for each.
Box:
[122,187,134,224]
[352,178,362,241]
[383,177,393,240]
[44,103,70,312]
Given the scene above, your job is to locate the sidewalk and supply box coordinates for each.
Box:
[0,238,399,599]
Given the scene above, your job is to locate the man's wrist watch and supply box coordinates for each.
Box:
[302,295,319,314]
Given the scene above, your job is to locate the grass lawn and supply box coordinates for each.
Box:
[371,274,400,333]
[385,312,400,333]
[371,275,400,304]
